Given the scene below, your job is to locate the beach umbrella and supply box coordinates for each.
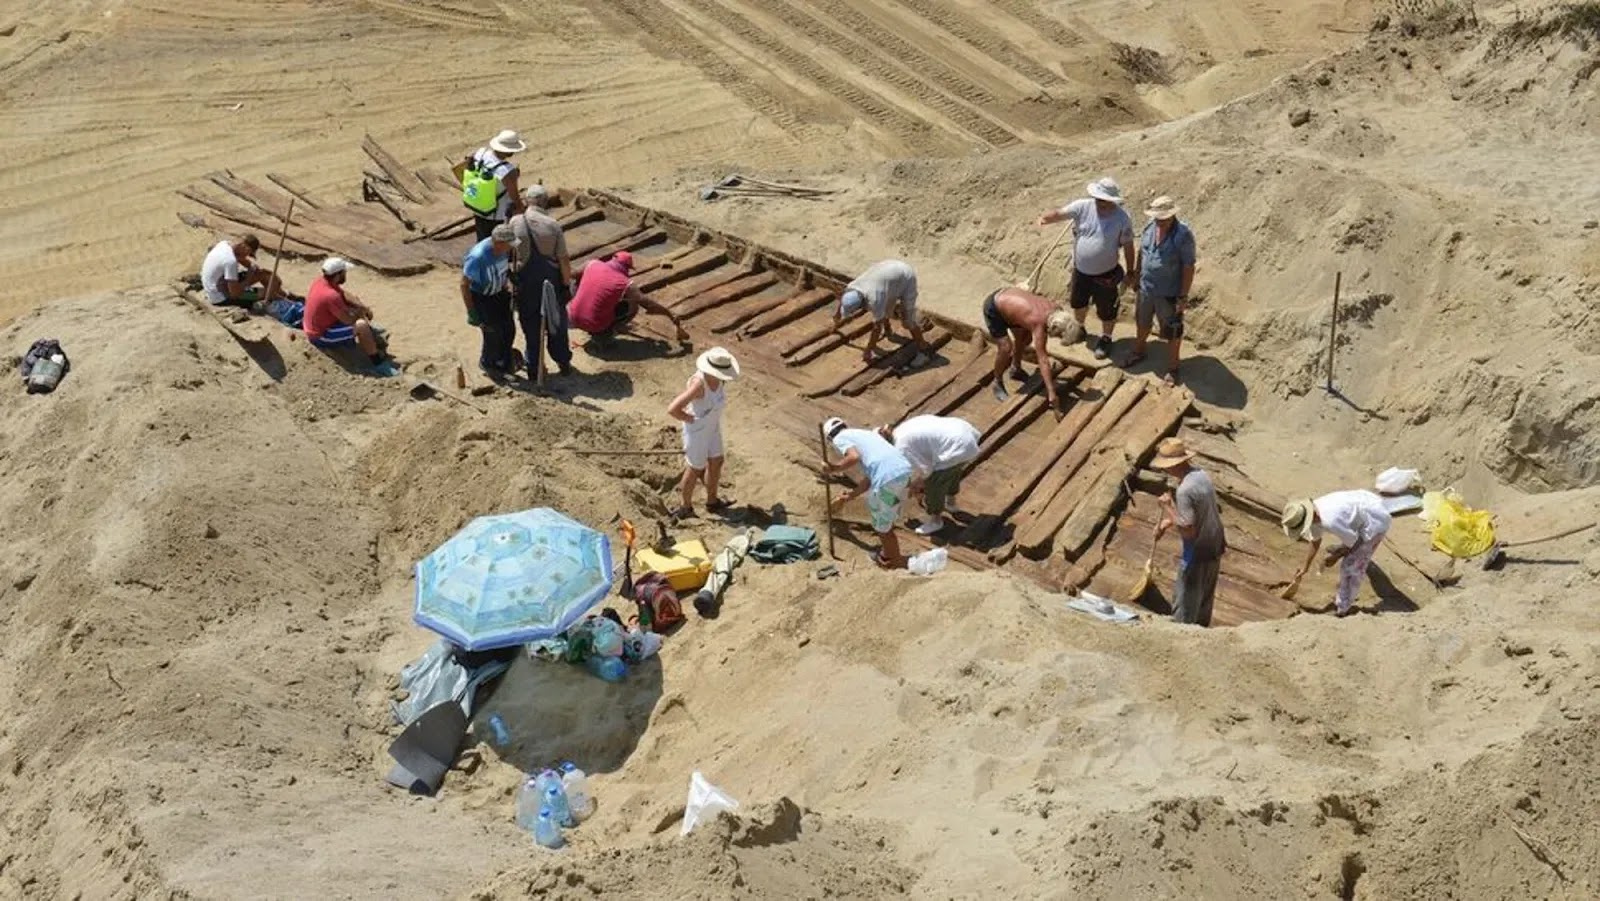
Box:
[414,508,613,651]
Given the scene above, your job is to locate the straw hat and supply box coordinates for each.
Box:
[1151,437,1197,470]
[1280,498,1318,541]
[1145,196,1180,220]
[1086,177,1124,204]
[488,129,527,154]
[696,347,740,382]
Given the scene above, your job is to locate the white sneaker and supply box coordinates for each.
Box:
[915,518,946,536]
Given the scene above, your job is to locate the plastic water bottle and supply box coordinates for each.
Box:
[586,654,626,682]
[533,768,563,798]
[907,547,948,575]
[485,714,511,748]
[560,762,595,821]
[544,784,574,827]
[515,776,544,831]
[533,807,564,849]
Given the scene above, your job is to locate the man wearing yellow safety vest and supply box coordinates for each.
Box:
[455,129,527,241]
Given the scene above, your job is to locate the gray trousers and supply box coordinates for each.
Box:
[1172,557,1221,627]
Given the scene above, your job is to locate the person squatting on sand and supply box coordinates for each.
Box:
[460,223,520,377]
[508,184,575,378]
[833,259,933,368]
[1128,195,1197,386]
[1151,438,1227,627]
[200,234,288,307]
[1281,490,1393,618]
[981,285,1076,417]
[824,416,914,569]
[667,347,741,521]
[304,257,399,378]
[878,414,980,537]
[1036,177,1136,361]
[566,251,689,344]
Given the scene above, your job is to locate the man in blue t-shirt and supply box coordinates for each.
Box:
[822,416,914,568]
[460,223,519,376]
[1128,195,1197,386]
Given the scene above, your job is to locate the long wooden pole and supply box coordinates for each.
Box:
[265,197,296,301]
[1326,271,1341,393]
[1023,222,1073,292]
[817,423,838,559]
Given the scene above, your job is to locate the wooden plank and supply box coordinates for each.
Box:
[901,345,993,422]
[970,360,1061,439]
[1044,387,1192,560]
[787,317,876,366]
[206,172,296,221]
[893,336,984,421]
[570,225,653,262]
[1209,467,1288,520]
[740,287,837,338]
[674,272,783,319]
[362,134,431,203]
[179,187,431,275]
[649,266,754,308]
[706,287,826,335]
[362,175,420,231]
[177,210,322,258]
[631,247,728,294]
[968,369,1089,473]
[264,173,324,209]
[978,368,1122,515]
[829,330,955,398]
[557,207,606,230]
[998,380,1148,560]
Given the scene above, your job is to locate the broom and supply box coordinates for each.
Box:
[619,520,637,599]
[1124,528,1162,604]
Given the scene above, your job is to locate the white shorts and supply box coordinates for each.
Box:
[683,420,724,470]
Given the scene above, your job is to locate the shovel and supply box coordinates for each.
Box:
[619,520,637,600]
[408,379,487,414]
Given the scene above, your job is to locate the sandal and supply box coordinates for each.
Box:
[669,506,695,521]
[706,498,736,513]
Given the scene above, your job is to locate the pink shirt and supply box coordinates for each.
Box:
[303,276,350,339]
[567,260,630,333]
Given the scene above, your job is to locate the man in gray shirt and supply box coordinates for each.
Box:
[1036,177,1136,360]
[834,259,933,368]
[509,185,575,377]
[1151,437,1226,626]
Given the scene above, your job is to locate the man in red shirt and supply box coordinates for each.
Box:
[566,251,689,343]
[305,258,398,377]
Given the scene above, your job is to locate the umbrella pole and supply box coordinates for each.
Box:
[817,423,838,559]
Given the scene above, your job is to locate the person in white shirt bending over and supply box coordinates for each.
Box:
[878,414,980,536]
[1280,490,1393,618]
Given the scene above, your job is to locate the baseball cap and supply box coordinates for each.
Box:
[611,251,634,271]
[838,289,865,318]
[491,223,519,245]
[321,257,350,276]
[823,417,847,439]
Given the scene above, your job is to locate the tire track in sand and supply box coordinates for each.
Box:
[990,0,1085,49]
[761,0,1022,148]
[885,0,1066,90]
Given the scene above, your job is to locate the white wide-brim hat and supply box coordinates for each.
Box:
[696,347,740,382]
[489,129,527,154]
[1086,177,1124,204]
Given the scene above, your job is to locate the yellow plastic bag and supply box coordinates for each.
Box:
[1420,490,1496,558]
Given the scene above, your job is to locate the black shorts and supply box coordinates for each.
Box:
[981,290,1009,339]
[1069,266,1123,322]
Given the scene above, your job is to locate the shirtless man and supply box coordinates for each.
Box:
[981,286,1077,416]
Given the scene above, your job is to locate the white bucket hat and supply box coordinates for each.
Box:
[696,347,740,382]
[1145,195,1179,220]
[321,257,350,276]
[488,129,527,154]
[1086,177,1124,204]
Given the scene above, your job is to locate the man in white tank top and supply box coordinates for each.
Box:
[667,348,741,519]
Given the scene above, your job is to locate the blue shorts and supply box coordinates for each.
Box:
[310,325,357,348]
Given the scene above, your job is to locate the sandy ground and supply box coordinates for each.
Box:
[2,0,1600,899]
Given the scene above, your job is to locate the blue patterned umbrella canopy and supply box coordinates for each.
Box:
[414,508,613,651]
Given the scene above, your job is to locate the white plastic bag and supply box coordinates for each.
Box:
[1375,467,1421,495]
[681,771,739,836]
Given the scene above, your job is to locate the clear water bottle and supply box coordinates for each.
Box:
[560,761,595,821]
[544,784,574,827]
[585,654,626,682]
[515,776,543,831]
[907,547,948,575]
[533,807,564,849]
[26,354,65,394]
[484,714,511,748]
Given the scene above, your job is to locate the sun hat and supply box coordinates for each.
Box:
[1280,498,1318,541]
[321,257,350,276]
[823,417,847,439]
[1145,195,1179,220]
[837,289,866,318]
[696,347,740,382]
[611,251,634,272]
[488,129,527,154]
[1150,437,1197,470]
[1086,177,1124,204]
[490,223,519,245]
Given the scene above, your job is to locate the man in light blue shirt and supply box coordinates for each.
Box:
[822,416,914,568]
[460,223,519,375]
[1128,195,1197,385]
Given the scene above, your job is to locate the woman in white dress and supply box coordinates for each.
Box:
[667,347,740,519]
